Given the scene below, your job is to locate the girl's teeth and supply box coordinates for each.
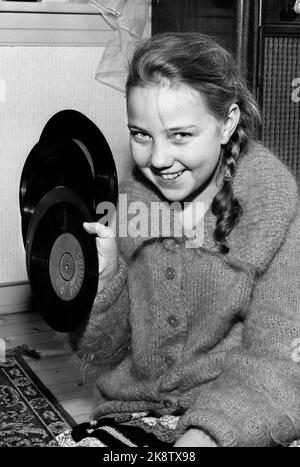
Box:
[160,171,183,180]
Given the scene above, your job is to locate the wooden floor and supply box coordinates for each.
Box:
[0,310,96,424]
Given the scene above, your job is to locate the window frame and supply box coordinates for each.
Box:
[0,1,113,46]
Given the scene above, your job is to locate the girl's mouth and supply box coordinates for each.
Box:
[156,170,185,181]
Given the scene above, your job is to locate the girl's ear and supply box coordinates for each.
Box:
[220,104,241,145]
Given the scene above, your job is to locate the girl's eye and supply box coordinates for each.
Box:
[171,132,192,143]
[130,131,151,143]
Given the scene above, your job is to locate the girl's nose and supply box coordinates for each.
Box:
[150,141,174,170]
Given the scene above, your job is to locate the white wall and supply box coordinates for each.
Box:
[0,45,132,288]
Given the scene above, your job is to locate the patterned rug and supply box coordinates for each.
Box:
[0,353,75,446]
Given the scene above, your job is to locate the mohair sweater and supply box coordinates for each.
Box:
[69,140,300,447]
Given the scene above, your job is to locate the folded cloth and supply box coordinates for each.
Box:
[89,0,126,17]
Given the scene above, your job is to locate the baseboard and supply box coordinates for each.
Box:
[0,282,32,314]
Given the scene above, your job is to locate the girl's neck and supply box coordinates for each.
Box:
[180,180,220,231]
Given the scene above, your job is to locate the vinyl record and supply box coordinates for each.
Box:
[39,109,118,209]
[26,187,98,332]
[19,110,118,332]
[20,110,118,246]
[20,138,95,246]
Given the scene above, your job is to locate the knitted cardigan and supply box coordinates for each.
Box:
[69,140,300,447]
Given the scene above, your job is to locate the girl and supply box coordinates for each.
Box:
[64,32,300,447]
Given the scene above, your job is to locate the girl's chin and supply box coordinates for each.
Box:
[142,171,193,202]
[156,187,191,202]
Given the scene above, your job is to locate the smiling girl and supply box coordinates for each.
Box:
[64,32,300,447]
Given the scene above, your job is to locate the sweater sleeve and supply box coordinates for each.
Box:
[177,207,300,447]
[67,253,131,369]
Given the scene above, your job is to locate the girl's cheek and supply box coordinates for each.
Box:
[131,151,148,167]
[132,145,151,162]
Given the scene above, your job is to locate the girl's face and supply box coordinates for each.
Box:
[127,84,232,204]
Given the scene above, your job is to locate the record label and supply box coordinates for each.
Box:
[49,232,85,301]
[26,187,99,332]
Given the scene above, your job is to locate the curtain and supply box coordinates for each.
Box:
[89,0,151,93]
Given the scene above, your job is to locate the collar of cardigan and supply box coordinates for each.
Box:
[117,141,298,276]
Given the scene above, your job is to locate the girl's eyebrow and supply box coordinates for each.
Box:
[127,124,199,132]
[127,124,147,131]
[166,125,199,132]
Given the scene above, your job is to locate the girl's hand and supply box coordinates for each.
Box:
[174,429,218,447]
[83,214,119,293]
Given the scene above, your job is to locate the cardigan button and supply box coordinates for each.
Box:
[164,354,175,367]
[165,267,176,280]
[163,239,178,251]
[162,398,173,409]
[167,315,179,327]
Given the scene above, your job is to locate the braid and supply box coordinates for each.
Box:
[211,126,248,254]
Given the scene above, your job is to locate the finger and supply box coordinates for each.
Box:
[83,221,115,238]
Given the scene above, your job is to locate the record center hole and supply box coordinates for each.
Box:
[60,253,75,281]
